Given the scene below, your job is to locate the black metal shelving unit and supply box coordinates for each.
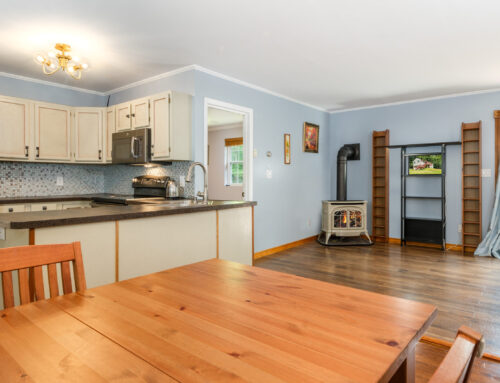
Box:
[387,141,461,250]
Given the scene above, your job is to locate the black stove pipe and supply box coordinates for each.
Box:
[337,145,356,201]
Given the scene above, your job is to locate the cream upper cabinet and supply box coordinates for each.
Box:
[150,94,170,159]
[115,102,131,131]
[105,107,115,162]
[34,103,71,161]
[131,98,150,129]
[0,96,30,160]
[151,91,192,161]
[74,108,103,163]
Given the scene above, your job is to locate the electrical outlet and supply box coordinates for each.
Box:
[253,149,258,158]
[56,176,64,186]
[265,169,272,179]
[481,168,492,178]
[458,224,462,233]
[179,176,185,187]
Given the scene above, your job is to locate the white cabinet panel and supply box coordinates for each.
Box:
[105,107,115,162]
[116,103,131,131]
[35,222,116,289]
[119,212,216,281]
[74,108,103,163]
[218,207,253,265]
[150,94,170,159]
[131,98,150,129]
[0,97,30,160]
[0,204,28,213]
[30,202,59,212]
[34,103,71,161]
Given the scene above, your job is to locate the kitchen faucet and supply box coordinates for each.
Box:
[186,162,208,203]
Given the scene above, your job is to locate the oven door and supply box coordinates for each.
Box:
[112,128,151,164]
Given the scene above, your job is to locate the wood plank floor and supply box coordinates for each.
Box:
[255,241,500,357]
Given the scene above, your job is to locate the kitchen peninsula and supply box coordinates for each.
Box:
[0,197,255,306]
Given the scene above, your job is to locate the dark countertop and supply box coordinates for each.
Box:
[0,194,127,204]
[0,200,256,229]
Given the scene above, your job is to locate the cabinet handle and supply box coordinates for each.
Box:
[98,149,102,160]
[25,146,29,157]
[42,206,47,211]
[151,144,154,156]
[36,146,40,158]
[8,208,13,213]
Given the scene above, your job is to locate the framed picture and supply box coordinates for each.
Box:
[303,122,319,153]
[284,134,291,164]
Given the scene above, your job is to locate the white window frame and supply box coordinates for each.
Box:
[225,144,244,186]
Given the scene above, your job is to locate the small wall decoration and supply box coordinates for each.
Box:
[284,134,291,164]
[303,122,319,153]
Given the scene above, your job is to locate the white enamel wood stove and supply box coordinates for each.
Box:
[319,200,371,244]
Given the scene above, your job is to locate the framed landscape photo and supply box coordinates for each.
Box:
[303,122,319,153]
[284,133,291,164]
[408,154,442,175]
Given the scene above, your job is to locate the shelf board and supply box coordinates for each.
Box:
[403,196,442,200]
[463,232,481,236]
[463,221,480,224]
[463,198,479,201]
[404,174,443,177]
[464,209,480,212]
[463,139,479,142]
[463,174,480,177]
[387,141,461,149]
[404,217,443,222]
[463,151,479,154]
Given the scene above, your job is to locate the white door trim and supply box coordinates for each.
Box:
[204,98,254,201]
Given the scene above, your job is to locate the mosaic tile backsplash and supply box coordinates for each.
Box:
[0,161,194,198]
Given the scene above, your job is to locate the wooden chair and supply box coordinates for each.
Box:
[0,242,86,309]
[428,325,484,383]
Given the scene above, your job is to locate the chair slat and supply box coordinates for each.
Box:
[18,268,30,305]
[47,264,59,298]
[61,261,73,294]
[32,266,45,301]
[0,242,86,309]
[1,271,15,308]
[72,242,87,291]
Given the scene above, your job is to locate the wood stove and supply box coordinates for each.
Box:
[320,200,370,244]
[318,143,372,246]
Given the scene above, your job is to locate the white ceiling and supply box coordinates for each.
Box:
[1,0,500,110]
[207,108,244,127]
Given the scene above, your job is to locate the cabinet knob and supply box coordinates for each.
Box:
[126,114,130,118]
[8,208,13,213]
[131,113,135,117]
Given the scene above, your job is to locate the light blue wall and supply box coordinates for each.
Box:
[330,92,498,245]
[105,69,331,252]
[193,71,330,252]
[0,74,107,106]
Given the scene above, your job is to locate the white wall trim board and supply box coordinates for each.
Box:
[204,97,254,201]
[208,122,244,132]
[104,65,198,95]
[0,71,106,96]
[329,86,500,114]
[193,65,327,112]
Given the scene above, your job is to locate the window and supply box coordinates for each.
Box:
[225,137,243,186]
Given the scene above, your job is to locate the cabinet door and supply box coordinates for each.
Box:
[116,103,131,131]
[105,107,115,162]
[0,97,30,159]
[30,203,59,212]
[74,108,103,162]
[151,94,170,160]
[131,98,150,129]
[34,103,71,161]
[0,204,28,213]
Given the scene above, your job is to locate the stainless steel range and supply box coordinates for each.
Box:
[92,175,183,206]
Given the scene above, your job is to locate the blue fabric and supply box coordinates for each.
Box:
[475,165,500,258]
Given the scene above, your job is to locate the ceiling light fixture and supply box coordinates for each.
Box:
[34,43,88,80]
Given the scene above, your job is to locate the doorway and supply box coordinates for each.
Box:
[204,98,253,201]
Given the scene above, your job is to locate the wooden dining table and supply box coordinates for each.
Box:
[0,259,436,382]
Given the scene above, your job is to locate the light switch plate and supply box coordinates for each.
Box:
[179,176,185,187]
[0,227,5,241]
[56,176,64,186]
[481,169,492,178]
[253,149,258,158]
[265,169,272,179]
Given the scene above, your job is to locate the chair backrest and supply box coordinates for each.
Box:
[0,242,86,309]
[428,325,484,383]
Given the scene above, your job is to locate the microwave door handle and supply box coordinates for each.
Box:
[130,137,138,158]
